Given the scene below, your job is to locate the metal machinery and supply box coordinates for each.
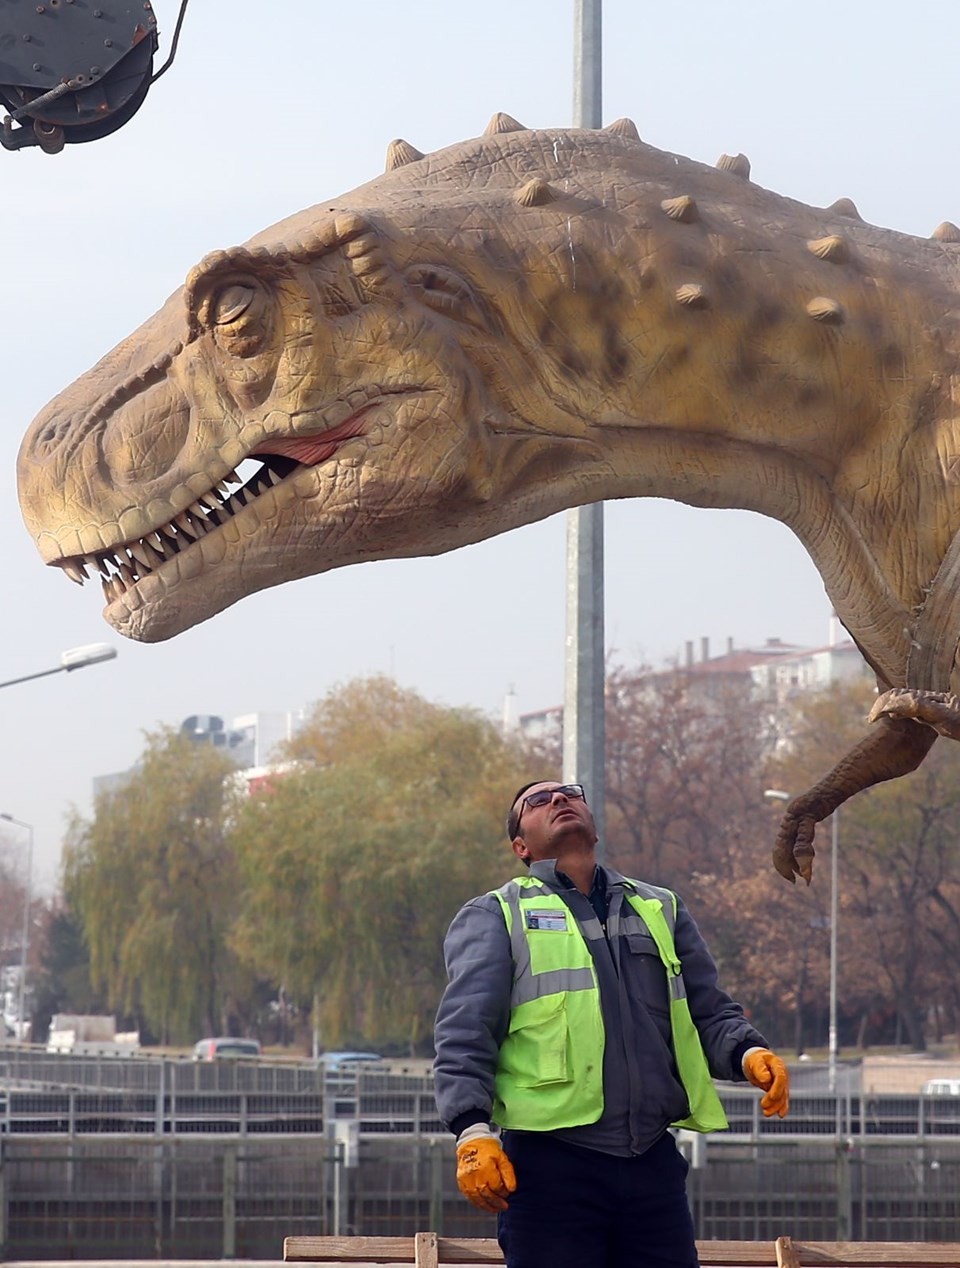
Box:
[0,0,187,153]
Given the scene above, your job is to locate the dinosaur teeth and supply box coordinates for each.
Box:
[144,539,166,567]
[128,541,152,569]
[73,457,293,598]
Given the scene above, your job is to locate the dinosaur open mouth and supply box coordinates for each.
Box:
[57,455,301,604]
[51,386,423,604]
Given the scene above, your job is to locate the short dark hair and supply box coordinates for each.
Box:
[506,780,546,841]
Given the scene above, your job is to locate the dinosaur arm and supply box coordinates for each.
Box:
[772,716,938,885]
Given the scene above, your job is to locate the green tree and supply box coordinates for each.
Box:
[29,901,104,1043]
[63,728,253,1044]
[231,676,530,1053]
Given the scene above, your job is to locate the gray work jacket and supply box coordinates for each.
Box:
[434,859,767,1157]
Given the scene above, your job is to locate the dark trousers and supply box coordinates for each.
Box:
[497,1130,699,1268]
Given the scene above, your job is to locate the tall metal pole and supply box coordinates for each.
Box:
[564,0,605,852]
[828,808,839,1093]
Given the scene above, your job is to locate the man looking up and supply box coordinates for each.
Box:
[434,779,789,1268]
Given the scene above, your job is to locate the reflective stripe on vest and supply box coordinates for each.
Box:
[489,874,728,1134]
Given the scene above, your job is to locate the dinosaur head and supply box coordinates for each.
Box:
[18,115,960,653]
[17,121,638,641]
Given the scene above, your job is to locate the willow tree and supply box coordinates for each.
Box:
[230,676,528,1053]
[63,728,250,1044]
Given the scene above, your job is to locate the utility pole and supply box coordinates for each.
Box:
[563,0,606,853]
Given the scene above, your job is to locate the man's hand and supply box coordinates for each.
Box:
[742,1048,790,1118]
[455,1124,517,1212]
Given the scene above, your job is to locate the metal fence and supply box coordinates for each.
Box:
[3,1049,960,1258]
[3,1134,960,1260]
[5,1084,960,1141]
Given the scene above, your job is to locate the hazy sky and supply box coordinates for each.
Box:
[2,0,954,887]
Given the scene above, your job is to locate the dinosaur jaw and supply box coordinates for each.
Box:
[44,383,487,642]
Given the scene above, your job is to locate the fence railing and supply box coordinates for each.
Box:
[4,1083,960,1140]
[5,1047,960,1257]
[3,1135,960,1259]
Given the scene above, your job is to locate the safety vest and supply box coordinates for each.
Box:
[489,874,728,1133]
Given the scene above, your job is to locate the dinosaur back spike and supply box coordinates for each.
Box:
[603,117,640,141]
[827,197,863,221]
[484,112,526,136]
[385,139,426,171]
[716,152,751,179]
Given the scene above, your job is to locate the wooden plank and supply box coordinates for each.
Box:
[695,1242,781,1264]
[776,1236,802,1268]
[433,1241,502,1263]
[792,1244,960,1266]
[284,1235,960,1267]
[415,1232,439,1268]
[284,1235,417,1262]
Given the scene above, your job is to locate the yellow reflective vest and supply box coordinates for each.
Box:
[490,874,728,1133]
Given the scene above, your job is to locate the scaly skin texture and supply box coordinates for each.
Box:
[17,116,960,880]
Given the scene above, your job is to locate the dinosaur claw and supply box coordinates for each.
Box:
[772,812,817,885]
[869,687,960,739]
[771,847,797,884]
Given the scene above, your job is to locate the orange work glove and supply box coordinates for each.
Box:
[455,1124,517,1213]
[743,1048,790,1118]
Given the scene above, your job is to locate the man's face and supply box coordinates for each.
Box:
[511,781,598,863]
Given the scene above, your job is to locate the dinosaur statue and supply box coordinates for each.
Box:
[16,115,960,884]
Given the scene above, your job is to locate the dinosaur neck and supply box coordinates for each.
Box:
[598,429,915,685]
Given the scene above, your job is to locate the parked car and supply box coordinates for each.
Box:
[318,1050,384,1071]
[922,1078,960,1095]
[192,1037,262,1061]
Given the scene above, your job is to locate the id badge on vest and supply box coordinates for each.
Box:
[525,908,568,932]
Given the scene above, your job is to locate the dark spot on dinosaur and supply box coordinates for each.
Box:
[748,301,784,332]
[709,258,743,294]
[796,385,824,409]
[638,265,657,290]
[880,343,904,373]
[730,345,760,385]
[603,327,629,380]
[559,345,589,378]
[662,343,690,372]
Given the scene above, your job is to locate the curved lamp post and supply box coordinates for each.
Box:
[0,643,117,690]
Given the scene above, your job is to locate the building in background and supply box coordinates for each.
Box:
[508,614,872,745]
[93,709,304,800]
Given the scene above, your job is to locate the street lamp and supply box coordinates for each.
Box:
[1,814,33,1043]
[0,643,117,690]
[764,788,840,1093]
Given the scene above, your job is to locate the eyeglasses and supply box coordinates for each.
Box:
[516,783,586,831]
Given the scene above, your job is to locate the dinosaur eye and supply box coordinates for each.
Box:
[406,264,495,333]
[213,284,255,325]
[201,278,274,358]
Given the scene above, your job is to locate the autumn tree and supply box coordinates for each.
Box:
[230,676,530,1053]
[63,728,255,1044]
[769,680,960,1050]
[604,660,776,882]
